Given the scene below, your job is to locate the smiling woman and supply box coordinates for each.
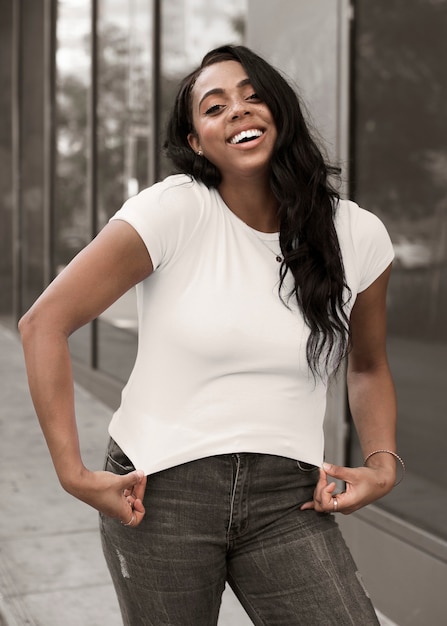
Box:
[184,60,278,218]
[20,43,397,626]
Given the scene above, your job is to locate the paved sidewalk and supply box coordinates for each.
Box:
[0,325,252,626]
[0,324,125,626]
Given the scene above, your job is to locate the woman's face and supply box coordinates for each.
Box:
[187,60,277,183]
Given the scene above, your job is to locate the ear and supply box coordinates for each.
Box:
[187,132,201,155]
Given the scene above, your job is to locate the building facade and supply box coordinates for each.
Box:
[1,1,447,623]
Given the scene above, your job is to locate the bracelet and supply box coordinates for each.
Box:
[363,449,406,487]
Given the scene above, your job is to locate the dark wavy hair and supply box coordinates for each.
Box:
[164,45,351,377]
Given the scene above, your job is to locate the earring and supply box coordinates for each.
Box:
[197,150,203,157]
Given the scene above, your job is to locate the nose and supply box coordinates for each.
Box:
[229,98,251,121]
[231,110,250,120]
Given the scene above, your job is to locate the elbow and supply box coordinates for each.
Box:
[18,308,39,345]
[347,360,391,386]
[18,304,53,343]
[19,303,72,346]
[18,309,31,338]
[347,349,391,377]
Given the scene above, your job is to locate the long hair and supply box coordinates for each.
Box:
[164,45,351,377]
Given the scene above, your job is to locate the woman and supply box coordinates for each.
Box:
[19,45,402,625]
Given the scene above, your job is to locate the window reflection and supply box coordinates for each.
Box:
[98,0,247,382]
[351,0,447,540]
[96,0,152,228]
[96,0,153,381]
[55,0,91,271]
[54,0,247,382]
[55,0,92,363]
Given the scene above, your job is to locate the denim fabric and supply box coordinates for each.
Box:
[100,438,379,626]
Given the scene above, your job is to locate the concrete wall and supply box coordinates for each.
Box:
[246,0,351,168]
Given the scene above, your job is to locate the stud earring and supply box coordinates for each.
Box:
[197,150,203,157]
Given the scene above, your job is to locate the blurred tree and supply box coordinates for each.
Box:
[54,22,151,268]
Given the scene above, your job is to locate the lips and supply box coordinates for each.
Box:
[229,129,264,145]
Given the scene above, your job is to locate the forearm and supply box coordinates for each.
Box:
[19,317,85,490]
[348,361,397,452]
[347,361,398,483]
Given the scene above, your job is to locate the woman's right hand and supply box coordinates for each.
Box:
[63,468,147,527]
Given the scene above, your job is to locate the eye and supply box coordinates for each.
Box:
[205,103,224,115]
[247,92,262,102]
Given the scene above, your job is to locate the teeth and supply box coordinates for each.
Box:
[230,129,263,145]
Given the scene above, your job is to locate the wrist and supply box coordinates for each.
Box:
[57,461,90,495]
[363,449,405,487]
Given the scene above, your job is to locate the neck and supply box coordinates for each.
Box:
[218,179,279,233]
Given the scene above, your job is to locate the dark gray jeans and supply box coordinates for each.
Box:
[100,438,379,625]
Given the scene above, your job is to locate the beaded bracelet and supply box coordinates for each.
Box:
[363,449,406,487]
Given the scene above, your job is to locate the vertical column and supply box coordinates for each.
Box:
[246,0,351,168]
[12,0,56,318]
[43,0,57,287]
[0,0,14,318]
[149,0,160,185]
[90,0,99,368]
[19,0,46,313]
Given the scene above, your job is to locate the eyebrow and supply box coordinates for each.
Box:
[198,78,252,108]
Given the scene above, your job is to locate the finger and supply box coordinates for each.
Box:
[120,496,145,527]
[300,500,315,510]
[314,467,329,490]
[121,510,137,527]
[132,497,145,514]
[322,484,337,511]
[311,482,338,513]
[118,471,147,525]
[315,471,335,498]
[125,494,136,506]
[119,470,146,500]
[132,472,147,502]
[322,462,354,482]
[121,508,136,526]
[120,469,145,489]
[300,469,331,512]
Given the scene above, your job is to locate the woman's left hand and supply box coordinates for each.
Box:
[300,461,395,515]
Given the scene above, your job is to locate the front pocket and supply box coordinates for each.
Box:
[296,460,319,473]
[104,438,135,475]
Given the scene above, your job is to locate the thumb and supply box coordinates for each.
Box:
[120,469,146,496]
[323,462,350,481]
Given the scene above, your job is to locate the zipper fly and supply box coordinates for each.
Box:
[227,453,249,547]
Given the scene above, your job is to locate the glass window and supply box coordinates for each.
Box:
[97,0,248,382]
[55,0,92,363]
[54,1,247,383]
[96,0,152,229]
[351,0,447,540]
[159,0,247,179]
[96,0,153,381]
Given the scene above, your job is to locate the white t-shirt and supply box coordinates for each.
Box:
[108,174,394,475]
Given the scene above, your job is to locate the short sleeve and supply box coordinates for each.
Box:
[353,205,395,292]
[335,201,395,297]
[109,174,204,270]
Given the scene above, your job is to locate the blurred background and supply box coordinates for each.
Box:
[1,1,446,624]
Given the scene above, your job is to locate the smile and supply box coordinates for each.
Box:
[229,129,264,145]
